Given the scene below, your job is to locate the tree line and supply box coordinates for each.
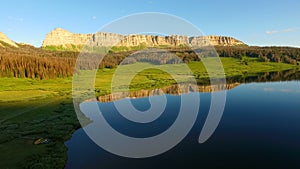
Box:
[215,46,300,64]
[0,44,77,79]
[0,43,300,79]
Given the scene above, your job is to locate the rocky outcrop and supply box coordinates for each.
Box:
[189,35,245,46]
[42,28,92,47]
[0,32,18,47]
[42,28,245,48]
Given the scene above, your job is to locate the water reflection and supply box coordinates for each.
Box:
[97,83,238,102]
[98,69,300,102]
[226,69,300,83]
[66,69,300,169]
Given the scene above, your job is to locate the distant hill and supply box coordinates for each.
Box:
[42,28,245,51]
[0,32,18,48]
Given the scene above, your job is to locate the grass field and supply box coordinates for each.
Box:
[0,78,86,168]
[93,57,299,95]
[0,57,299,168]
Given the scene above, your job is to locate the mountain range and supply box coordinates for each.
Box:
[0,28,245,49]
[42,28,245,49]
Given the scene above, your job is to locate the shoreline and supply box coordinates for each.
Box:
[0,68,300,168]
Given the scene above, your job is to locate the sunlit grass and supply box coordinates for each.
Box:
[1,57,298,100]
[0,57,299,168]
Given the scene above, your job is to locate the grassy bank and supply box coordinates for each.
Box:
[0,57,299,168]
[94,57,299,95]
[0,77,91,168]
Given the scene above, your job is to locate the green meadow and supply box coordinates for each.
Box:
[0,57,299,168]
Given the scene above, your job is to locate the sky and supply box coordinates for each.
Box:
[1,0,300,47]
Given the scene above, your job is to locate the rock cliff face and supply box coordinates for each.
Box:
[42,28,92,47]
[42,28,245,48]
[0,32,18,47]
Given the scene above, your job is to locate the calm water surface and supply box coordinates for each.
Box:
[65,81,300,169]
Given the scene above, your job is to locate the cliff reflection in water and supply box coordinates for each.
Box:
[98,82,238,102]
[98,69,300,102]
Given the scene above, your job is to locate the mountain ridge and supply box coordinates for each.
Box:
[42,28,246,50]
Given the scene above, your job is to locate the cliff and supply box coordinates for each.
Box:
[42,28,245,49]
[42,28,92,48]
[0,32,18,48]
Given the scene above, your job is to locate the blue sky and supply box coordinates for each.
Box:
[1,0,300,47]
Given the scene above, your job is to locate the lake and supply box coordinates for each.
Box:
[66,72,300,169]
